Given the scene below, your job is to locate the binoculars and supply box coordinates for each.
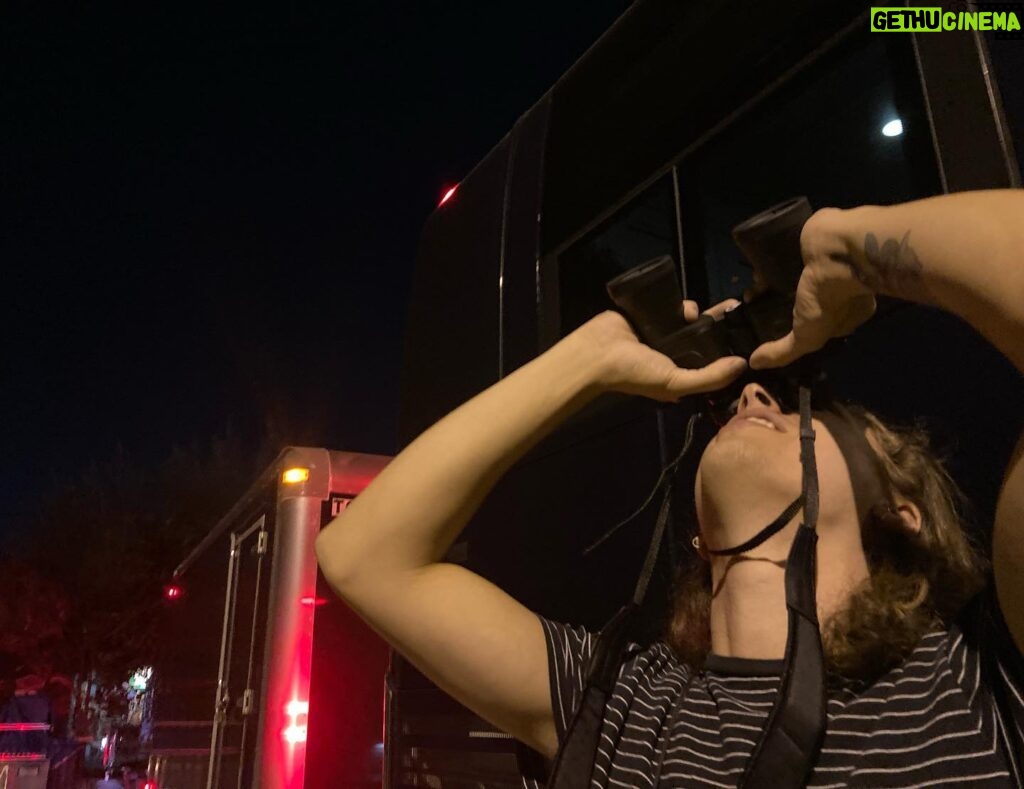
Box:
[606,196,812,371]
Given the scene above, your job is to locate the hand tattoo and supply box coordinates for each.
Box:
[853,231,936,304]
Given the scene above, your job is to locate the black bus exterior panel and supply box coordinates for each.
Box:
[985,34,1023,184]
[397,138,511,448]
[542,0,868,253]
[500,96,551,378]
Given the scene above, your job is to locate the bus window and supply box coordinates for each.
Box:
[678,32,940,308]
[556,173,678,338]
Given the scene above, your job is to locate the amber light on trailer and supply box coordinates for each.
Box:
[282,467,310,484]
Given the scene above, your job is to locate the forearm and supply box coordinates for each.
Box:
[820,190,1024,372]
[315,330,603,587]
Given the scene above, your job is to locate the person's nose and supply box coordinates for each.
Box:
[736,383,782,416]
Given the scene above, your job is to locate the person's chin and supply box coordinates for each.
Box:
[700,431,794,487]
[701,434,774,476]
[711,423,781,451]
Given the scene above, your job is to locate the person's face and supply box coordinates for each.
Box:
[694,382,861,542]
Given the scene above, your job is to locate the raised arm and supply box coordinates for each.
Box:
[819,190,1024,372]
[316,306,745,757]
[752,189,1024,652]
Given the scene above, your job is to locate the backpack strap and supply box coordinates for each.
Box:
[544,602,638,789]
[546,484,674,788]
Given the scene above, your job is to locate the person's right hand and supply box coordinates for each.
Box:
[573,299,748,403]
[749,208,877,371]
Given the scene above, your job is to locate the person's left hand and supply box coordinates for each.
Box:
[749,209,878,370]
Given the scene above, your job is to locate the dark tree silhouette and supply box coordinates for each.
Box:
[14,422,290,683]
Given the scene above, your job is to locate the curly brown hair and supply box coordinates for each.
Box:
[665,405,989,685]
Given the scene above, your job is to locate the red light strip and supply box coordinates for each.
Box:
[0,724,51,732]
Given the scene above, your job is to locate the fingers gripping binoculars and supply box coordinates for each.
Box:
[606,196,813,370]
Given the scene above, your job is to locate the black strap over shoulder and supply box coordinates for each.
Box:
[546,484,674,789]
[740,524,826,787]
[544,602,638,789]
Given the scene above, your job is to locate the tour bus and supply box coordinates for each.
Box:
[391,0,1023,785]
[148,447,391,789]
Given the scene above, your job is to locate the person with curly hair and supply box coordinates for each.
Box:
[317,190,1024,786]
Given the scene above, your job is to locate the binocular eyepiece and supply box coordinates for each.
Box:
[605,196,812,370]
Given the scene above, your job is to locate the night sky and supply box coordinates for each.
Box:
[1,4,629,537]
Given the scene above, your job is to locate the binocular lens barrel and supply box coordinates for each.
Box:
[605,256,684,346]
[731,196,813,295]
[603,197,812,370]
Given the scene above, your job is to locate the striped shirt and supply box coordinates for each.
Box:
[522,588,1024,788]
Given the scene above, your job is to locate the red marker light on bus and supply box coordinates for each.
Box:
[164,584,183,600]
[439,184,458,207]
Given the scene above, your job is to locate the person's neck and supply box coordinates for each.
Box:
[705,508,870,661]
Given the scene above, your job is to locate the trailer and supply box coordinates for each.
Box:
[391,0,1024,785]
[148,447,391,789]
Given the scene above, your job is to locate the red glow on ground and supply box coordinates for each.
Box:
[438,184,457,207]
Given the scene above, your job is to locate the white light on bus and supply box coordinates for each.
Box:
[881,119,904,137]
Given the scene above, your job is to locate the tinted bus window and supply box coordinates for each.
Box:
[556,173,678,337]
[678,32,940,307]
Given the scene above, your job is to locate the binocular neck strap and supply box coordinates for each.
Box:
[739,383,827,789]
[706,495,804,557]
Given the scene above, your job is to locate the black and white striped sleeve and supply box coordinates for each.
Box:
[537,616,597,742]
[952,584,1024,783]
